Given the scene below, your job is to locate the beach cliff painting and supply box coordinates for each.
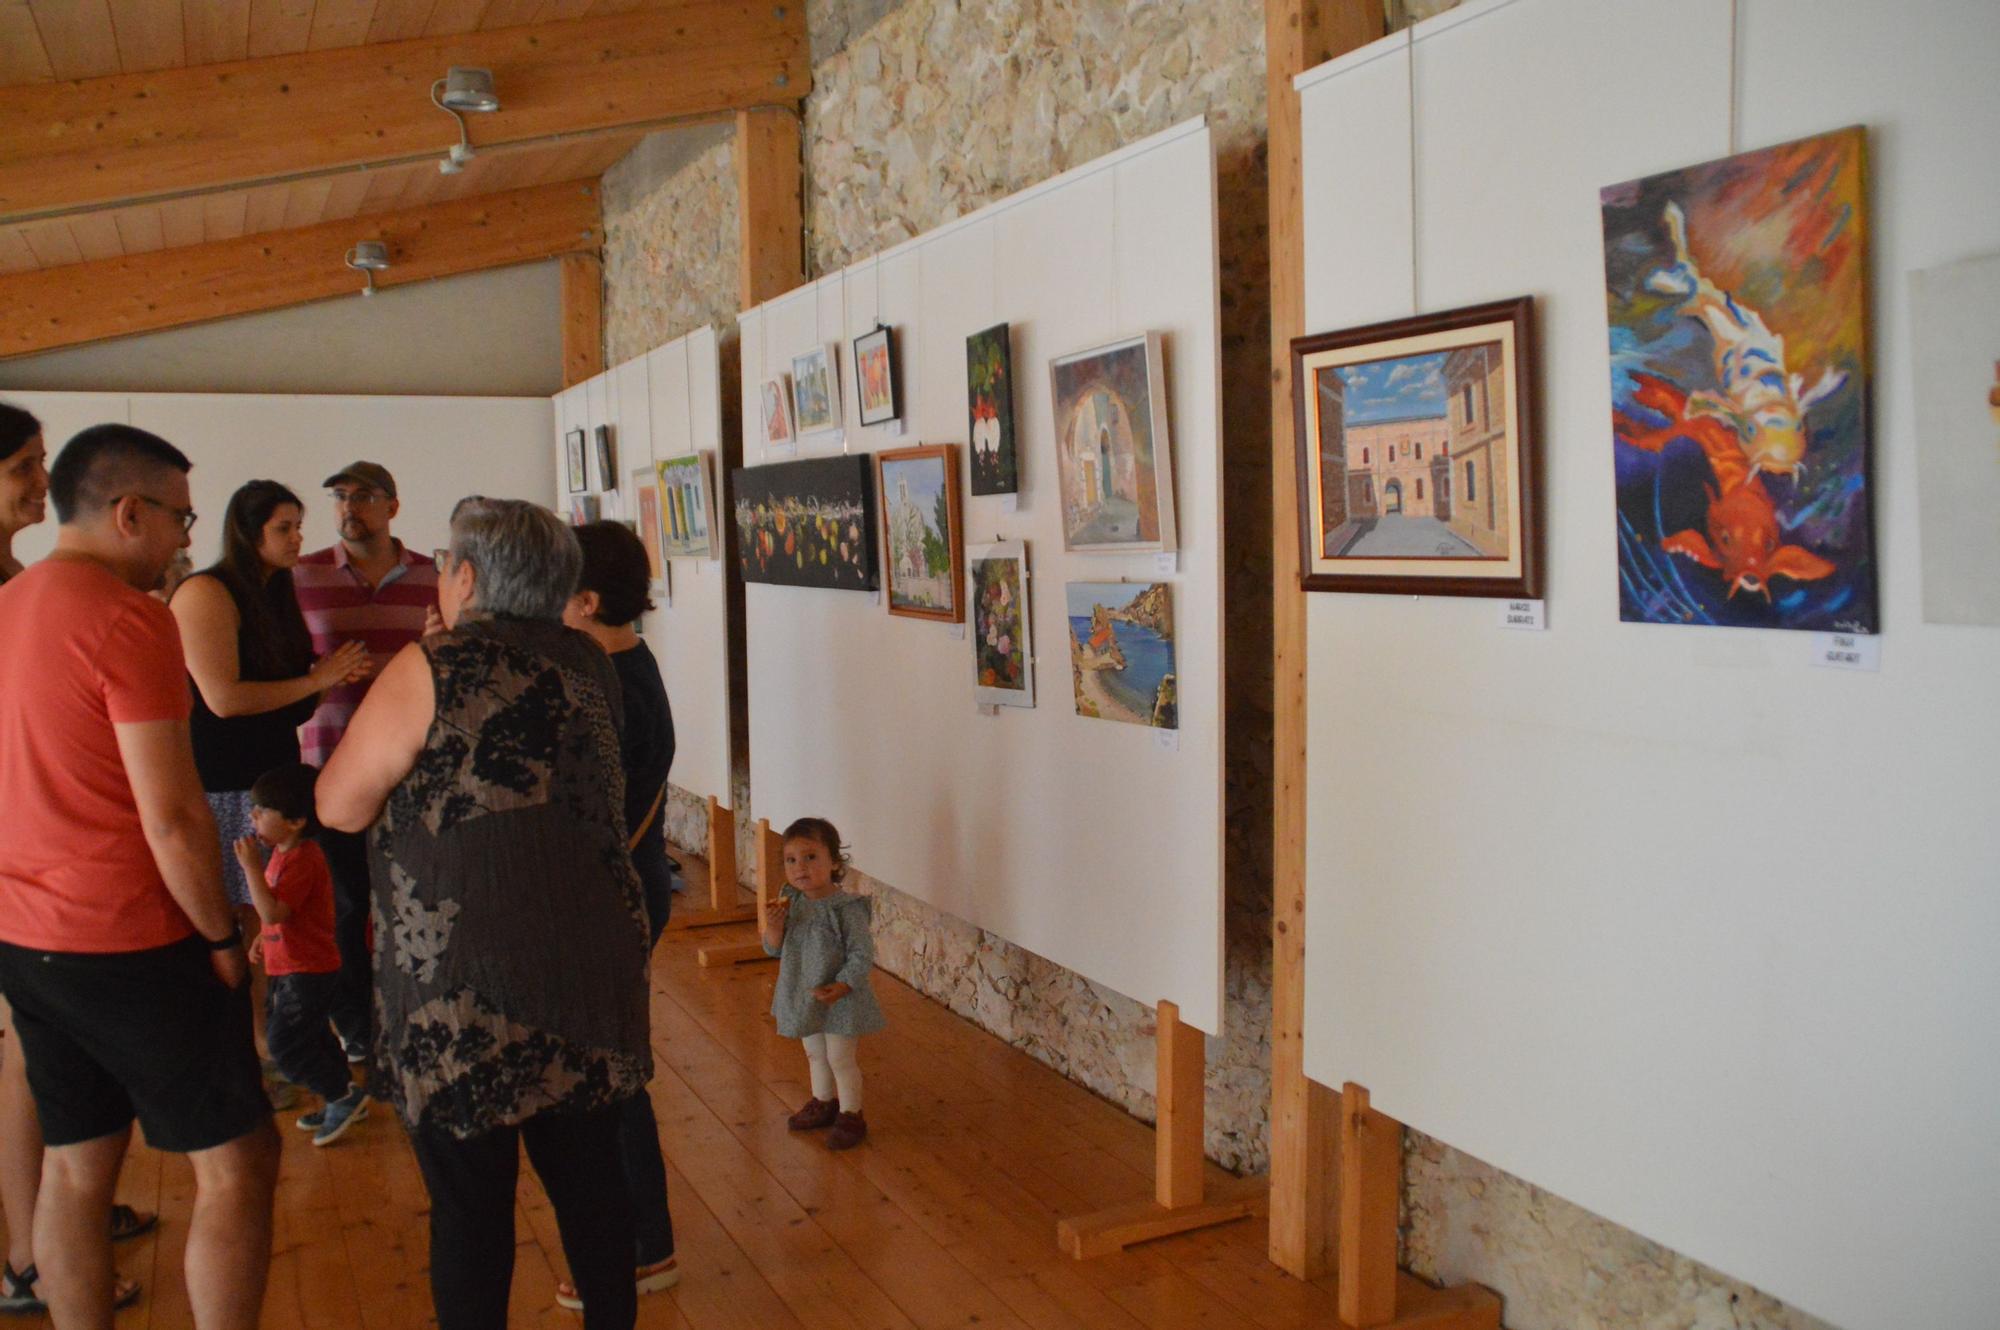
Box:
[1065,581,1176,729]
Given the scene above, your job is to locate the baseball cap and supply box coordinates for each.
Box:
[321,461,397,499]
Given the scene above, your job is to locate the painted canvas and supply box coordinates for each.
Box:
[971,541,1033,707]
[876,444,962,621]
[593,425,616,490]
[854,326,899,427]
[565,428,587,493]
[967,323,1018,495]
[1292,298,1539,597]
[1066,582,1176,730]
[731,454,879,591]
[632,470,664,581]
[1604,127,1875,633]
[791,344,842,435]
[1050,333,1176,552]
[655,452,717,560]
[761,376,797,450]
[1911,252,2000,626]
[571,494,600,525]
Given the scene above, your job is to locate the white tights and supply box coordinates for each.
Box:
[801,1033,863,1112]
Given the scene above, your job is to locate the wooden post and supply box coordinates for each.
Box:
[560,250,604,388]
[1055,1001,1266,1259]
[735,106,804,309]
[1266,0,1381,1281]
[668,795,758,931]
[696,816,782,968]
[1339,1084,1401,1327]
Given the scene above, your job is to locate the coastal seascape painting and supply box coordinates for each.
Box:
[1604,127,1875,633]
[1065,581,1176,730]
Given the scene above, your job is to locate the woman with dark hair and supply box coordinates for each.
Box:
[170,481,370,939]
[0,404,151,1315]
[552,520,677,1310]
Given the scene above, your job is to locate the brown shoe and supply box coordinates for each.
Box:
[826,1110,868,1151]
[787,1096,839,1131]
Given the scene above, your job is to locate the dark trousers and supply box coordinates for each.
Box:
[620,857,674,1264]
[264,971,349,1101]
[319,827,372,1049]
[409,1102,637,1330]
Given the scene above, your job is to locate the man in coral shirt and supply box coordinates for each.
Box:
[0,425,277,1330]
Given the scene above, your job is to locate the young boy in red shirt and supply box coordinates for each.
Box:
[232,764,369,1147]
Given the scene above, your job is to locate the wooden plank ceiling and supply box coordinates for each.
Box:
[0,1,695,86]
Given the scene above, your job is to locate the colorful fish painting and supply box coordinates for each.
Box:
[1603,127,1875,633]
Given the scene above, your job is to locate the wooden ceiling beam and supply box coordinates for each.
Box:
[0,177,601,358]
[0,3,807,223]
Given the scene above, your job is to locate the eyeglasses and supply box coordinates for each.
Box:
[329,488,384,507]
[121,494,198,534]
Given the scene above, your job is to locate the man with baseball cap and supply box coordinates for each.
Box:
[293,462,438,1064]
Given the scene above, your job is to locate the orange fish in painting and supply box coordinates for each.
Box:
[1615,373,1834,601]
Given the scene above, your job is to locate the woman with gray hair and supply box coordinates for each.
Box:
[316,497,649,1330]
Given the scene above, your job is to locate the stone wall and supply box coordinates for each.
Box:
[600,0,1831,1323]
[601,123,740,370]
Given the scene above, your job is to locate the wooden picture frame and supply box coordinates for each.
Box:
[592,424,615,490]
[759,375,797,451]
[1049,332,1178,554]
[564,427,587,493]
[790,343,842,435]
[853,325,901,427]
[876,443,964,622]
[1291,296,1541,598]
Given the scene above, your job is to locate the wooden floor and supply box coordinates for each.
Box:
[5,855,1387,1330]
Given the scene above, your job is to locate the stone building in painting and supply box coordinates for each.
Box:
[1443,341,1510,558]
[1344,414,1451,520]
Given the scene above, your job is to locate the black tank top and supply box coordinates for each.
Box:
[184,573,317,792]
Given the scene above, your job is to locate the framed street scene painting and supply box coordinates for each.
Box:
[1292,296,1541,598]
[655,452,718,561]
[876,443,963,622]
[791,343,842,435]
[565,428,587,493]
[854,325,900,427]
[1050,333,1176,553]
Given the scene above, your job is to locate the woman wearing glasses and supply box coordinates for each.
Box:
[170,481,372,1061]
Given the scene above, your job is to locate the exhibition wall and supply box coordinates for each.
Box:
[10,391,554,565]
[552,326,734,806]
[1296,2,1998,1328]
[739,119,1227,1034]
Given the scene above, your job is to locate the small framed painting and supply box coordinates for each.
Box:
[970,540,1032,708]
[791,343,842,435]
[1050,333,1177,553]
[853,325,900,427]
[632,470,664,583]
[1065,581,1176,729]
[565,428,587,493]
[592,425,616,490]
[760,376,796,451]
[967,322,1018,495]
[1292,296,1541,598]
[655,452,718,560]
[876,444,963,622]
[571,494,600,525]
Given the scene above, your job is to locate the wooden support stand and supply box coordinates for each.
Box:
[668,795,759,931]
[1056,1001,1268,1258]
[696,817,783,968]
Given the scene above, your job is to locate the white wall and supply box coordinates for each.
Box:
[550,328,735,807]
[0,263,563,398]
[1296,3,2000,1328]
[10,391,554,567]
[738,119,1227,1034]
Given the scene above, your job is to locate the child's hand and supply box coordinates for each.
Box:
[766,898,790,930]
[811,981,851,1005]
[246,932,264,965]
[232,835,266,872]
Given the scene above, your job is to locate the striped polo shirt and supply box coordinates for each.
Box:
[295,542,439,767]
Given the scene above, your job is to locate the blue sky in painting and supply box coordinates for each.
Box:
[882,457,946,528]
[1338,351,1448,423]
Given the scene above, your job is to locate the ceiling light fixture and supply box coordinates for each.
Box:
[344,241,391,297]
[431,67,500,174]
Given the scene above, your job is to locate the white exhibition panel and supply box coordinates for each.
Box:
[739,119,1226,1034]
[1296,3,2000,1328]
[11,391,553,567]
[546,329,734,807]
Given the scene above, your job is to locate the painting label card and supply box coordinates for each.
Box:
[1500,599,1546,630]
[1153,729,1179,751]
[1154,552,1177,575]
[1050,333,1177,552]
[1000,493,1017,514]
[1604,127,1875,634]
[1910,252,2000,627]
[1065,581,1177,729]
[1810,632,1880,672]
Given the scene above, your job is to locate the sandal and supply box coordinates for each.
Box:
[0,1262,143,1315]
[553,1255,679,1311]
[110,1204,157,1243]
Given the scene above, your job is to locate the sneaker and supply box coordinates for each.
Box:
[786,1096,839,1132]
[294,1107,326,1131]
[554,1256,679,1311]
[312,1087,369,1147]
[826,1110,868,1151]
